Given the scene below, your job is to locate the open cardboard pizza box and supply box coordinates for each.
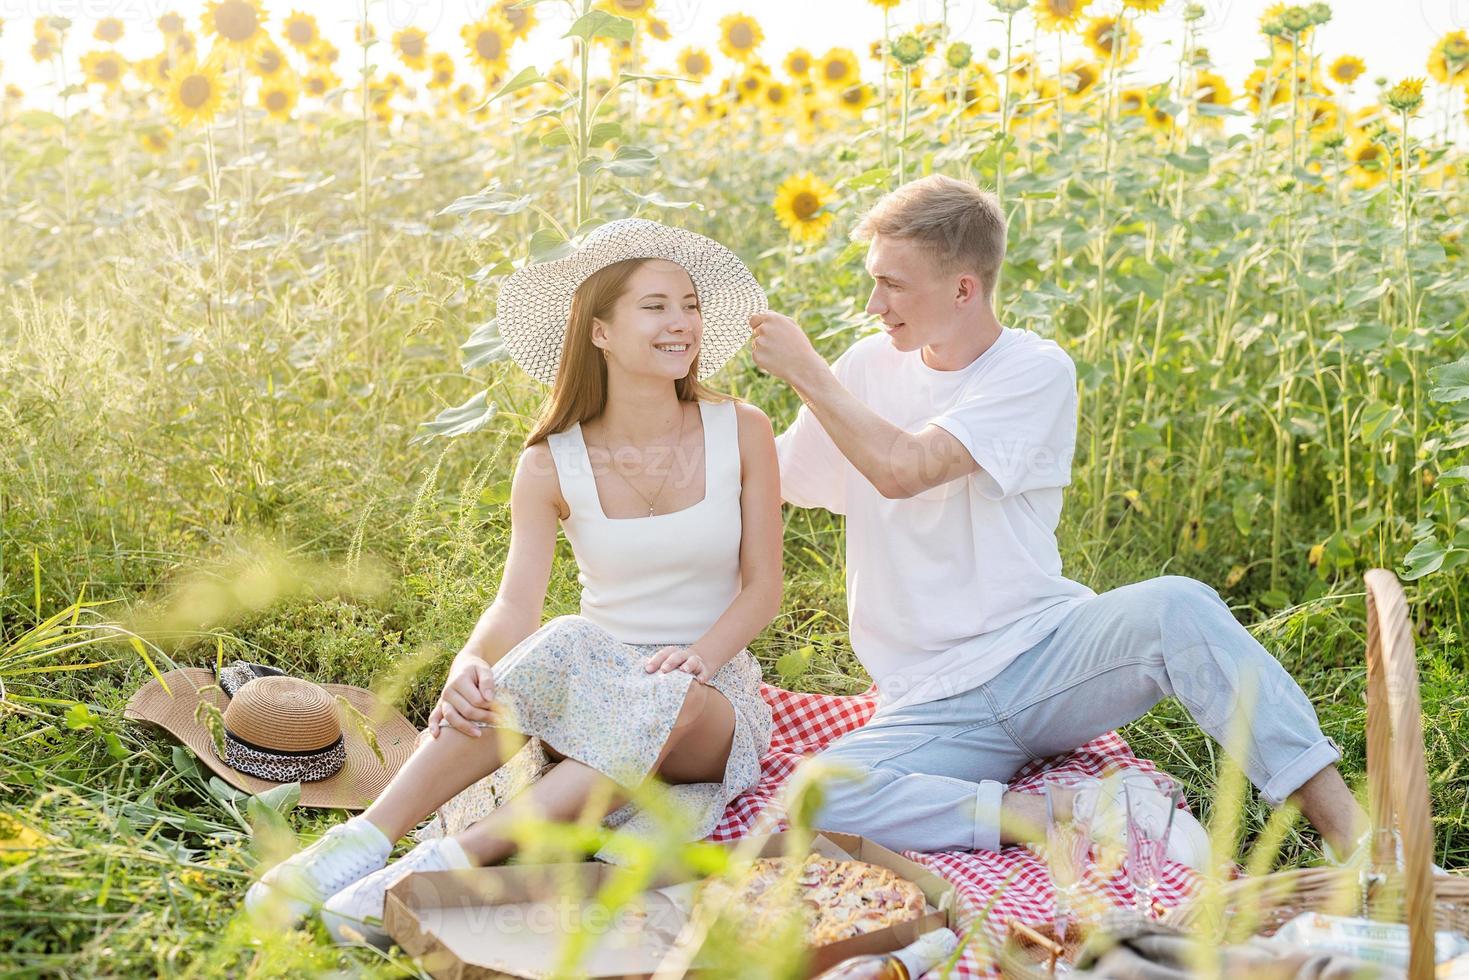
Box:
[384,830,959,979]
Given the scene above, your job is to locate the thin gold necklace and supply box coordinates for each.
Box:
[588,404,687,517]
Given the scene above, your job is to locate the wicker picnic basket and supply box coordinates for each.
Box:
[1000,570,1469,980]
[1170,569,1469,979]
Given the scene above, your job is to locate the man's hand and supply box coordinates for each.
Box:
[429,658,500,739]
[644,645,714,683]
[750,311,825,386]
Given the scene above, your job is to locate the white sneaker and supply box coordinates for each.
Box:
[1093,770,1212,871]
[320,837,472,948]
[244,816,393,924]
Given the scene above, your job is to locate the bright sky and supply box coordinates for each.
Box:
[2,0,1466,129]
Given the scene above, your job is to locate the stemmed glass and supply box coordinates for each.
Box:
[1043,773,1100,953]
[1122,773,1184,919]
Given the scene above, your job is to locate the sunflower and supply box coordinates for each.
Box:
[1428,30,1469,86]
[450,82,483,115]
[816,47,860,90]
[257,79,297,120]
[250,41,288,78]
[281,10,317,50]
[1121,0,1164,9]
[138,127,173,154]
[1008,53,1036,93]
[1347,139,1386,189]
[31,35,56,62]
[165,58,225,125]
[1033,0,1092,34]
[203,0,268,56]
[1083,16,1139,65]
[393,27,429,70]
[677,47,712,79]
[784,48,812,78]
[498,0,537,39]
[1143,102,1174,134]
[646,17,671,42]
[718,13,762,63]
[158,11,187,35]
[693,90,732,126]
[1117,87,1146,115]
[462,13,513,73]
[773,172,836,243]
[1188,70,1232,120]
[94,17,124,43]
[834,81,875,116]
[171,31,197,58]
[81,50,128,89]
[427,52,455,89]
[1328,54,1365,87]
[598,0,657,22]
[135,51,175,88]
[303,68,338,97]
[306,40,338,67]
[1385,77,1425,114]
[947,76,999,117]
[1061,60,1101,99]
[1305,97,1338,132]
[761,79,793,112]
[867,0,901,8]
[734,64,769,103]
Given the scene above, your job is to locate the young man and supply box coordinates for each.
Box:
[749,174,1367,860]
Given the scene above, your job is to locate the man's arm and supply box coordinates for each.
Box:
[752,312,977,499]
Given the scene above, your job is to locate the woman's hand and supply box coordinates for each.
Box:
[644,645,713,683]
[428,658,499,739]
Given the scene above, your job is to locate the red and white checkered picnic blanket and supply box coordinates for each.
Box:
[705,683,1201,978]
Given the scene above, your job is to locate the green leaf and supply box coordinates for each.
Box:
[1163,148,1210,173]
[1436,465,1469,487]
[1232,490,1260,537]
[460,318,507,371]
[1429,356,1469,403]
[412,391,497,445]
[1343,277,1391,308]
[1401,536,1447,581]
[251,781,300,816]
[436,192,532,218]
[1357,400,1404,443]
[540,128,572,149]
[587,121,623,146]
[1331,320,1390,352]
[578,144,658,178]
[564,9,634,42]
[488,66,542,104]
[775,646,813,686]
[529,226,572,261]
[843,167,891,190]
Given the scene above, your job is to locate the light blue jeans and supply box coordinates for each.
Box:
[807,576,1343,853]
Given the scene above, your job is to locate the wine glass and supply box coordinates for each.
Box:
[1044,773,1100,953]
[1122,773,1183,919]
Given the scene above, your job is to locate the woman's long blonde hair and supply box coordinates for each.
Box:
[524,257,731,447]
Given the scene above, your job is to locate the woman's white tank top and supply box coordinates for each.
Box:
[545,400,743,645]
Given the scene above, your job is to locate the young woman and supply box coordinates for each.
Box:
[244,220,780,946]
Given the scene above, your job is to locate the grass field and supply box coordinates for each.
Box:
[2,1,1468,975]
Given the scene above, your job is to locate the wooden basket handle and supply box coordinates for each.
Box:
[1363,568,1435,980]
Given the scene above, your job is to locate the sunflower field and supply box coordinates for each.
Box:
[2,0,1468,975]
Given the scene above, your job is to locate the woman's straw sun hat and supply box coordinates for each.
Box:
[496,217,768,385]
[125,661,418,810]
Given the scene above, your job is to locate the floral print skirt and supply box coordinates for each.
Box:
[414,614,772,864]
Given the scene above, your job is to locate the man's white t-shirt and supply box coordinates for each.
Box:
[775,326,1096,711]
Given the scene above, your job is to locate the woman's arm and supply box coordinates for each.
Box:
[646,401,784,680]
[431,442,562,737]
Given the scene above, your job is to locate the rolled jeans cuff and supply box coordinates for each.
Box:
[1261,736,1343,806]
[974,778,1008,852]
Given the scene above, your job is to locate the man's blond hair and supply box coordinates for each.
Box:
[852,175,1007,301]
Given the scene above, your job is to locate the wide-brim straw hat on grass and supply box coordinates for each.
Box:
[124,661,418,810]
[496,217,768,385]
